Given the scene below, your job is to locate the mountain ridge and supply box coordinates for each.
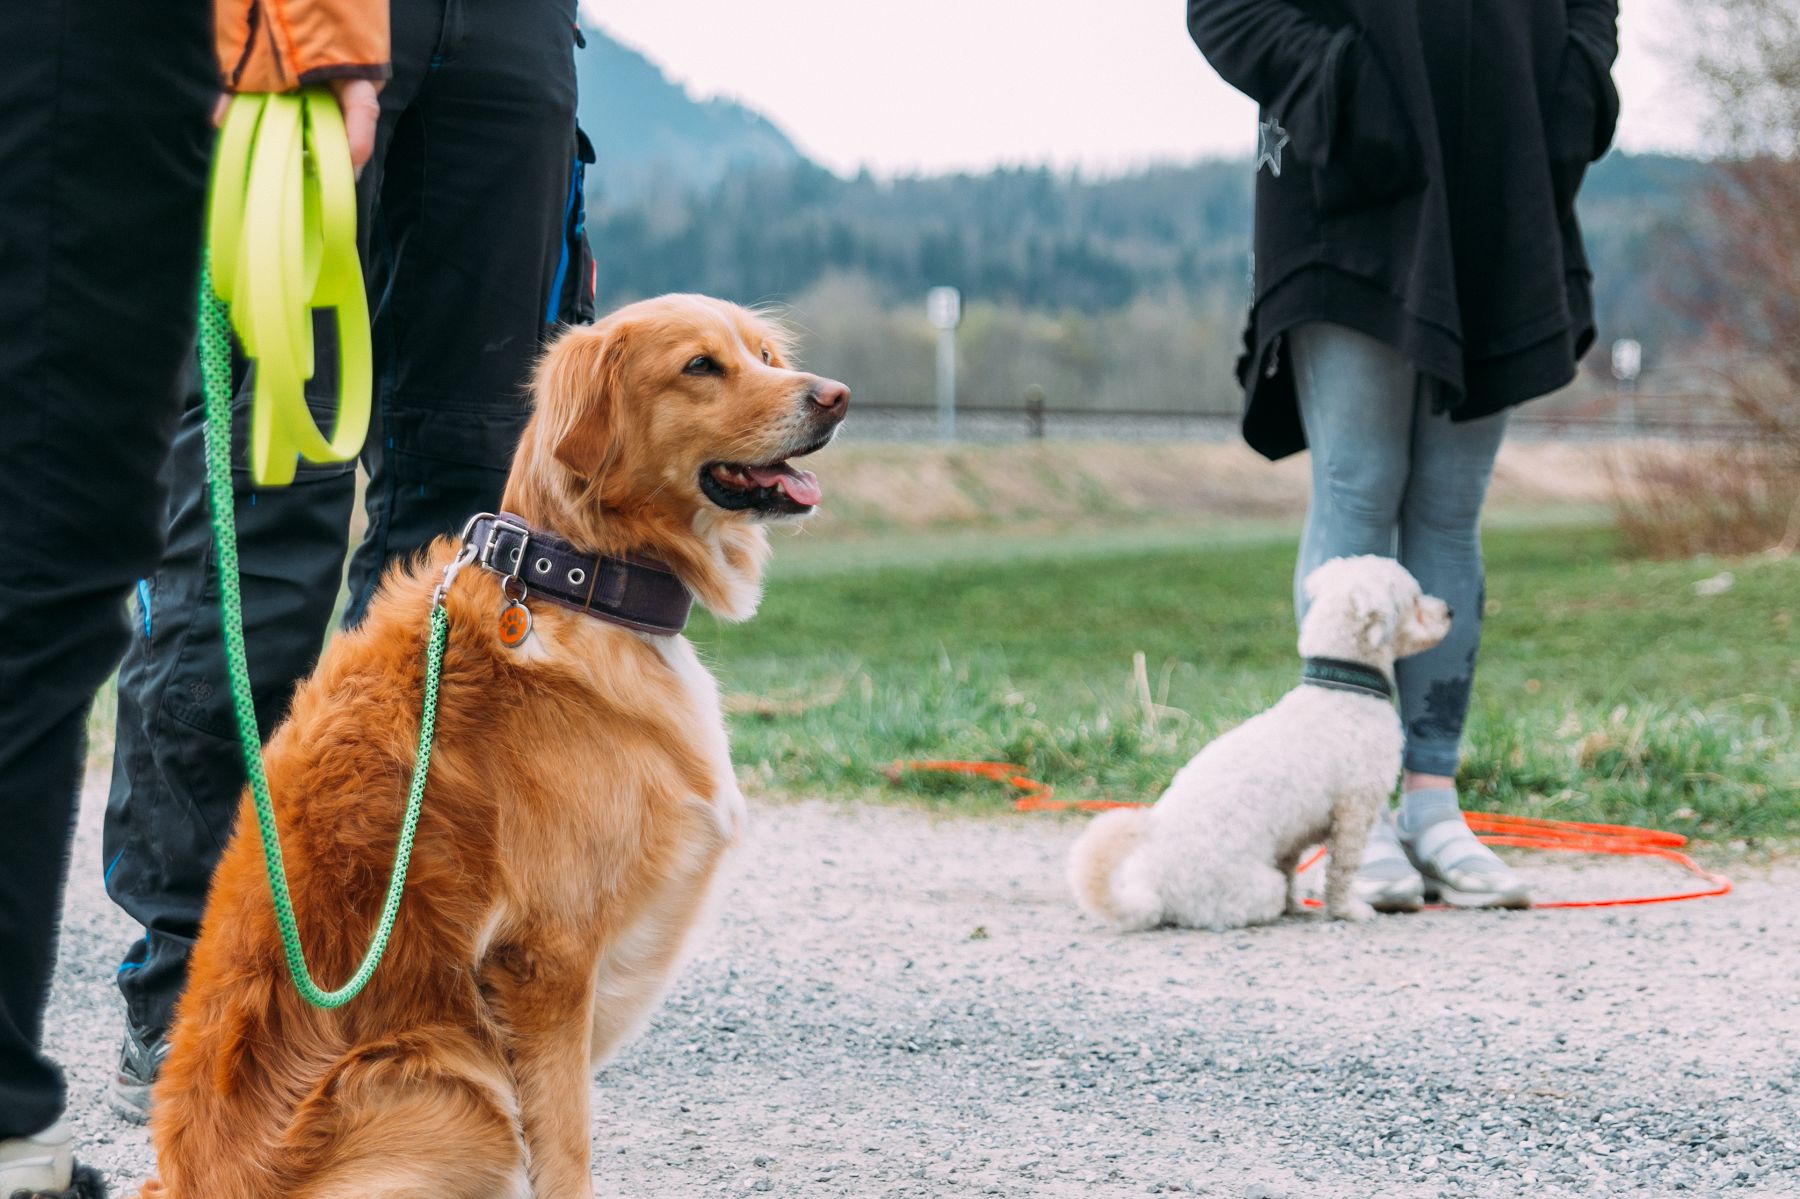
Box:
[576,27,806,204]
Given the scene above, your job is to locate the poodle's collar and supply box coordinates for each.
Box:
[1301,657,1393,700]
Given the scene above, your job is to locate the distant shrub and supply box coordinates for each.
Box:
[1608,441,1799,558]
[1630,6,1800,558]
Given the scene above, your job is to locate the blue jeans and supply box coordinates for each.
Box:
[1289,322,1509,778]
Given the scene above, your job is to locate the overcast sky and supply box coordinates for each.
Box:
[581,0,1706,176]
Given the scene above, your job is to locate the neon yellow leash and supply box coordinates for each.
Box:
[201,89,446,1009]
[208,89,372,486]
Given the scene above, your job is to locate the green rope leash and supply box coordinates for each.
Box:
[199,258,447,1009]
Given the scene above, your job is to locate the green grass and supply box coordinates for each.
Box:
[695,523,1800,842]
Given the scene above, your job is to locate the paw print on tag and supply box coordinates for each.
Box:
[498,601,532,648]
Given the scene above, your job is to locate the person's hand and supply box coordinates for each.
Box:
[328,78,379,173]
[211,79,379,176]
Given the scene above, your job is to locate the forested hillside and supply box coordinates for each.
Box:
[593,153,1706,334]
[586,153,1713,413]
[594,160,1257,314]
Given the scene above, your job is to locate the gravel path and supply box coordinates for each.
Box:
[46,767,1800,1198]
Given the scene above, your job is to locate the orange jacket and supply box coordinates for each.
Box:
[216,0,391,92]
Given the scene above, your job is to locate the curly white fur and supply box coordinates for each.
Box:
[1068,556,1452,931]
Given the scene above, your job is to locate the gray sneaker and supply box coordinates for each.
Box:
[1351,809,1425,913]
[107,1024,169,1126]
[1401,815,1532,910]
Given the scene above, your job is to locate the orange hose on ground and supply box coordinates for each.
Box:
[891,760,1732,910]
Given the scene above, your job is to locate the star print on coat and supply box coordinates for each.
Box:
[1257,117,1291,177]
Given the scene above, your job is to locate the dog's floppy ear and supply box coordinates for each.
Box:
[1354,580,1397,652]
[537,322,632,480]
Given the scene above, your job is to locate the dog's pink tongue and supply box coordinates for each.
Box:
[744,464,822,506]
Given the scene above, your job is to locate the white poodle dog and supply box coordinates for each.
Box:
[1068,556,1452,930]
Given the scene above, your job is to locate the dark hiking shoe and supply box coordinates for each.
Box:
[106,1025,168,1126]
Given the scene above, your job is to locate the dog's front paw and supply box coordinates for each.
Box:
[1327,897,1377,923]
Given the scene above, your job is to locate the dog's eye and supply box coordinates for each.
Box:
[684,355,724,377]
[761,346,772,364]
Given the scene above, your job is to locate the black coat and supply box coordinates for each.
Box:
[1188,0,1620,459]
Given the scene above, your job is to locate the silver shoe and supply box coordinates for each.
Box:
[1402,815,1532,909]
[1351,809,1425,913]
[0,1119,72,1196]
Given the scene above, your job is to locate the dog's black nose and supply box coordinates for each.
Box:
[1445,605,1456,621]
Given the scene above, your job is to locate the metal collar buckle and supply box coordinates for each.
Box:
[478,516,532,579]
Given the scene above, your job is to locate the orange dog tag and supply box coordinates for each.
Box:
[498,601,532,648]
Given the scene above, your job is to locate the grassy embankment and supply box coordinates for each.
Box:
[699,445,1795,841]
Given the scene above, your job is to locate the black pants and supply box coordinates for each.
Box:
[103,0,589,1046]
[0,1,215,1140]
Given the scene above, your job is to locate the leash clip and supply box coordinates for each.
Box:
[431,543,478,610]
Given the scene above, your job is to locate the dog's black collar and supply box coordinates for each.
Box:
[1301,657,1393,700]
[461,512,692,636]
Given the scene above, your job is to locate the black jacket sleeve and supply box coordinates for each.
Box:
[1186,0,1344,164]
[1565,0,1619,69]
[1187,0,1424,208]
[1553,0,1620,161]
[1185,0,1338,110]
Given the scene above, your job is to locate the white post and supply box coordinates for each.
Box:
[927,286,962,442]
[1611,338,1642,435]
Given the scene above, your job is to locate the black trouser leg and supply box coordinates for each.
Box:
[104,0,584,1044]
[0,0,212,1139]
[104,381,357,1041]
[343,0,583,619]
[104,6,440,1038]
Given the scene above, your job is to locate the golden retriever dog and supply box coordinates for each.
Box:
[139,295,848,1199]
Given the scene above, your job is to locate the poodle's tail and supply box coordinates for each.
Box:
[1066,807,1160,930]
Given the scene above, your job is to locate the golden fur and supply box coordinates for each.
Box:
[139,295,847,1199]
